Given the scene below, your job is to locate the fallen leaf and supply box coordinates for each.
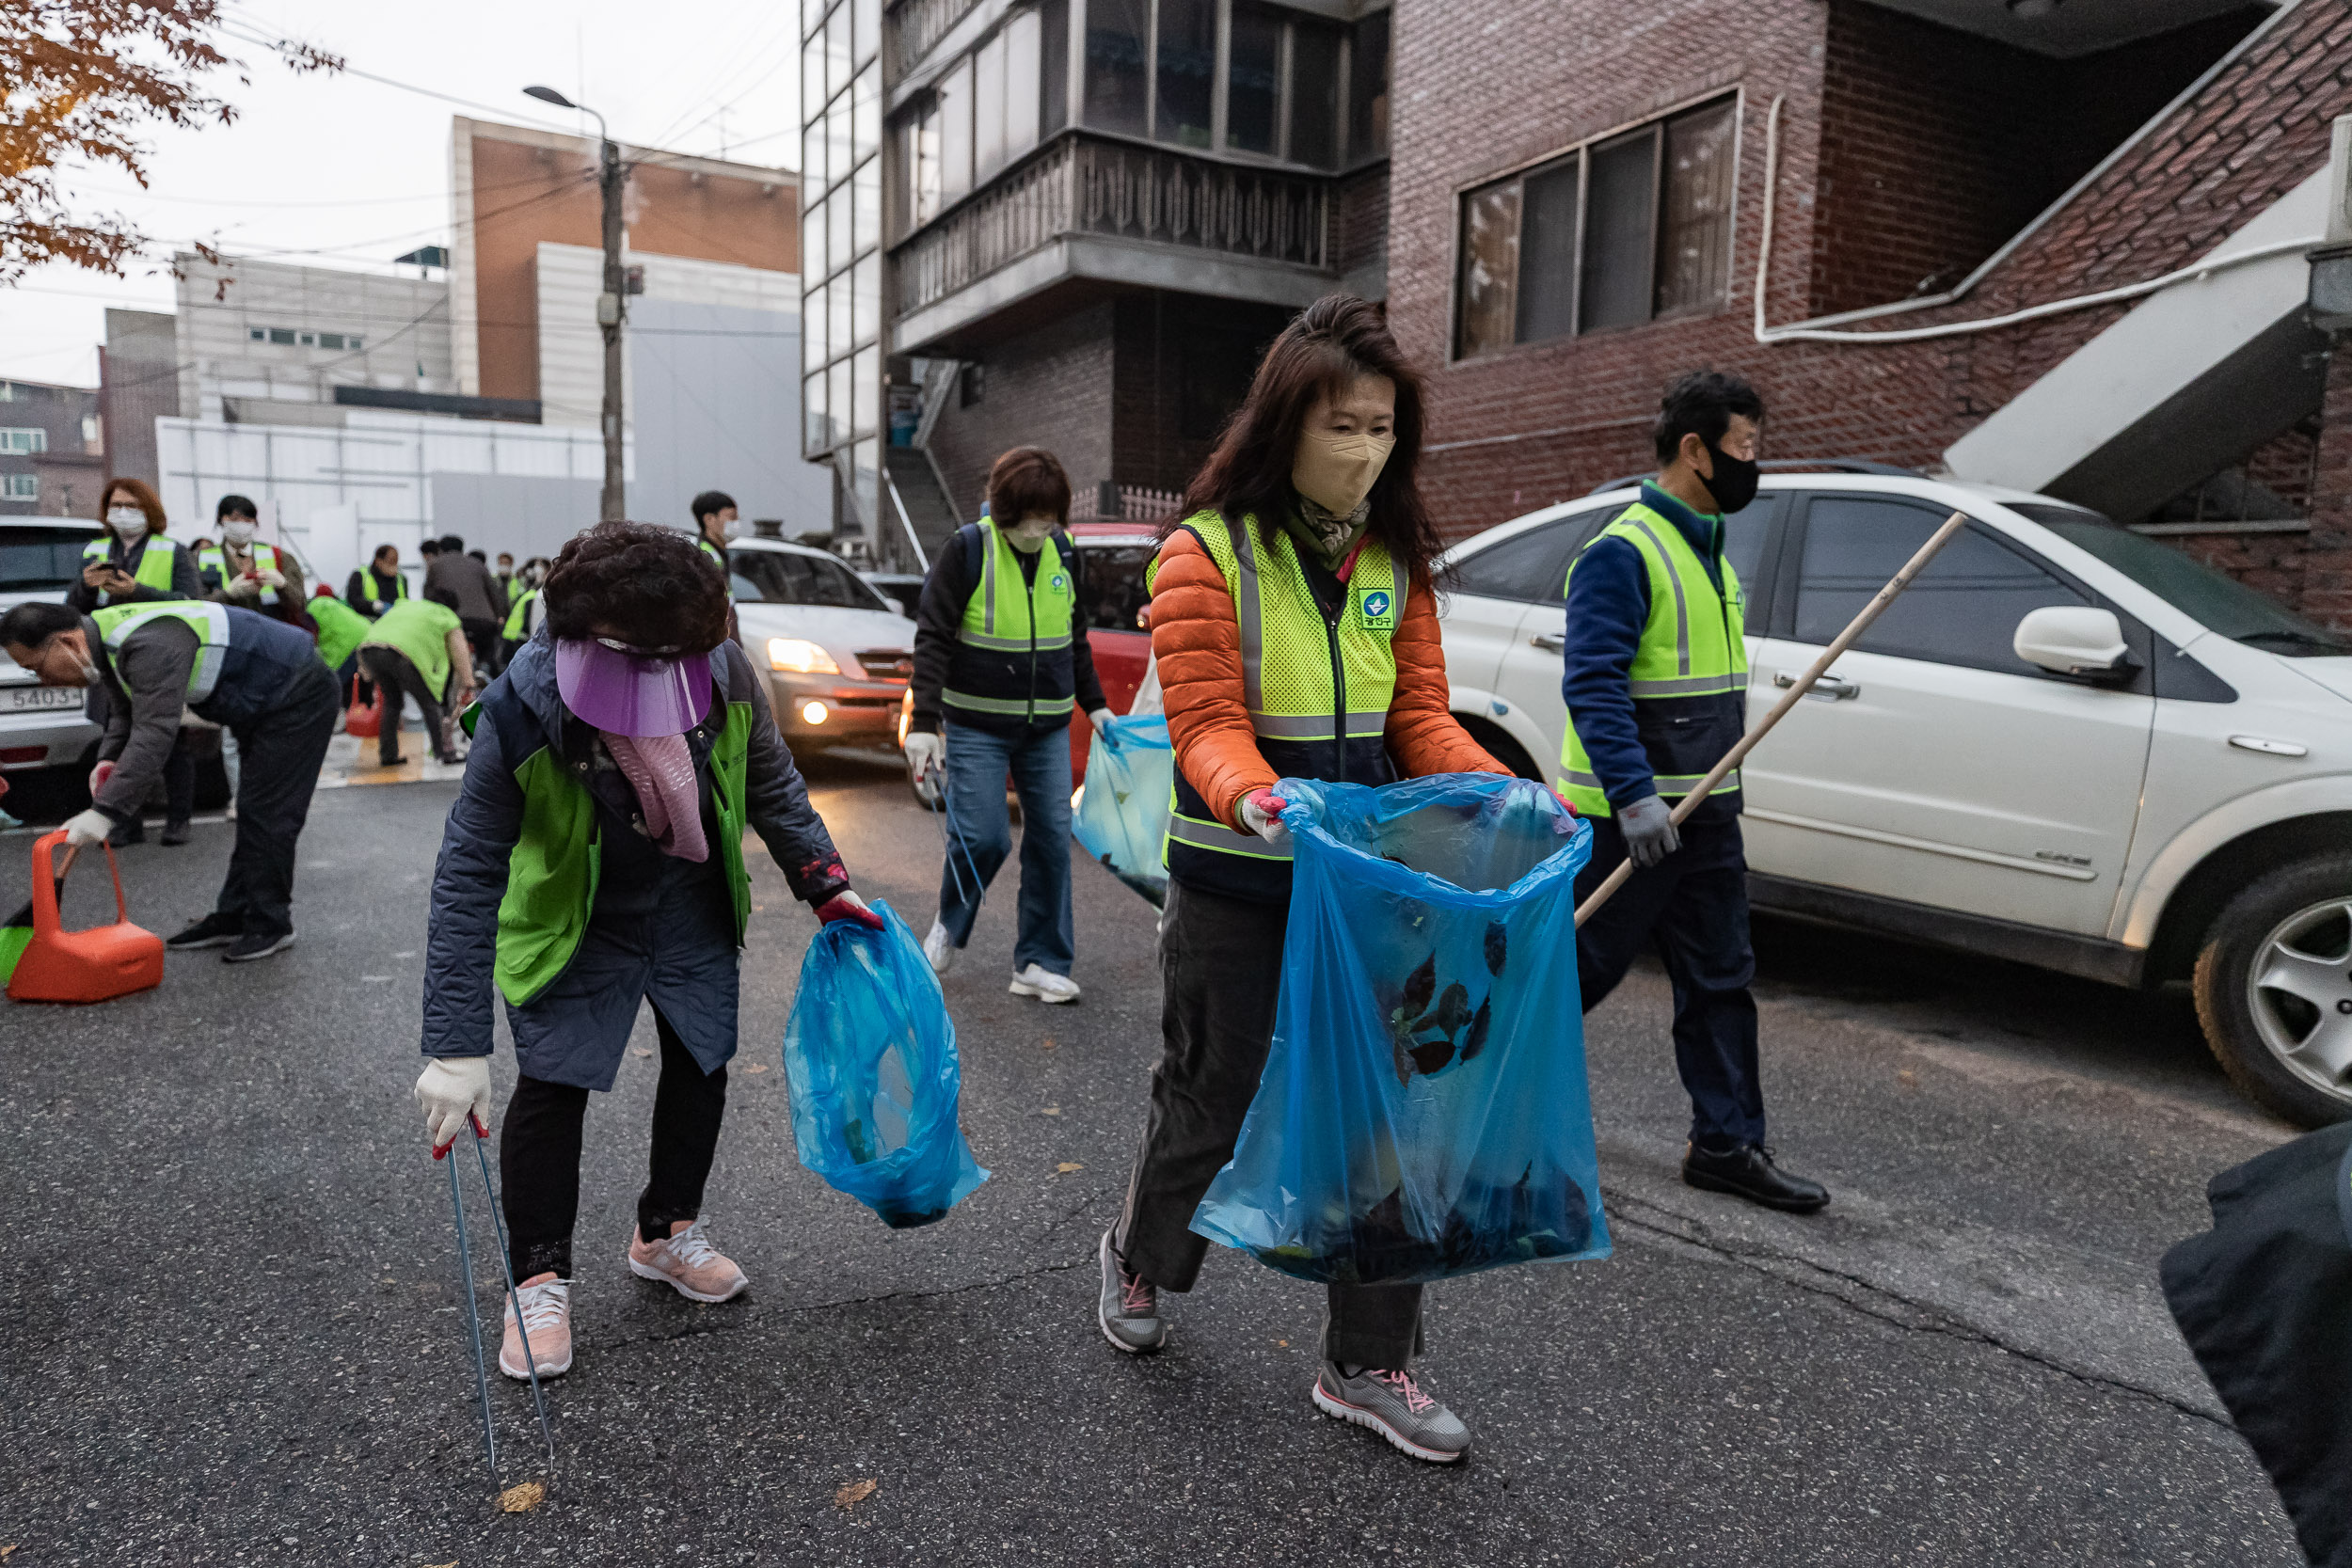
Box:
[744,1062,771,1075]
[424,1561,454,1568]
[834,1479,878,1510]
[2,1546,19,1560]
[1040,1036,1057,1051]
[1277,1339,1288,1348]
[1056,1162,1084,1175]
[498,1481,546,1513]
[1039,1105,1060,1116]
[1898,1069,1917,1086]
[632,1048,654,1059]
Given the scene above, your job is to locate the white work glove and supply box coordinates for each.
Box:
[415,1056,493,1152]
[1088,707,1117,748]
[1617,793,1681,870]
[903,730,945,782]
[221,573,262,600]
[87,760,115,799]
[62,808,114,848]
[256,569,286,589]
[1237,787,1291,845]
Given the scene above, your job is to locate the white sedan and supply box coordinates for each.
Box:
[724,539,917,752]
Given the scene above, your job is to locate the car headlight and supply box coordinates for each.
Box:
[767,637,839,674]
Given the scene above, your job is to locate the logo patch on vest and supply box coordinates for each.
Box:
[1355,587,1395,631]
[1050,573,1068,593]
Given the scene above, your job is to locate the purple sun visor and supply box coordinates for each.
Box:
[553,636,713,737]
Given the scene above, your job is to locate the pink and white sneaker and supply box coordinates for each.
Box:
[499,1273,574,1380]
[626,1218,750,1304]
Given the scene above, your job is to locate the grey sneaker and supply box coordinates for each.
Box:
[1311,1361,1471,1463]
[1096,1229,1166,1354]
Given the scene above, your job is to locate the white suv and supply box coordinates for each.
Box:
[0,516,104,798]
[1437,469,2352,1126]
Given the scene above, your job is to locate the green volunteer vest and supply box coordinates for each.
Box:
[943,520,1078,720]
[306,593,372,673]
[1557,499,1748,816]
[198,542,282,605]
[361,565,407,605]
[502,587,541,641]
[362,598,462,702]
[83,534,181,603]
[460,697,755,1006]
[93,600,232,701]
[1162,509,1400,867]
[697,536,735,598]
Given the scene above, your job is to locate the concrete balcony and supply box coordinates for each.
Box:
[890,131,1341,354]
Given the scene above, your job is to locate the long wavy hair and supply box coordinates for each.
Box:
[1168,294,1445,586]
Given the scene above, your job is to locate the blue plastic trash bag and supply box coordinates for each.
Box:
[1070,714,1171,907]
[782,899,989,1227]
[1191,773,1611,1285]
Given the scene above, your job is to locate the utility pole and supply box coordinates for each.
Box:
[524,85,627,521]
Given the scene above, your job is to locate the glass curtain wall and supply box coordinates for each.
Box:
[802,0,883,535]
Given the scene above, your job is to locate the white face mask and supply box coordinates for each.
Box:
[1292,428,1395,518]
[106,506,147,539]
[1004,514,1056,551]
[221,519,257,546]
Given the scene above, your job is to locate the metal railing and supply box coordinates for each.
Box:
[884,0,977,78]
[895,133,1332,319]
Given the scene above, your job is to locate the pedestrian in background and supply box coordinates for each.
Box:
[347,543,407,616]
[500,556,551,664]
[1562,371,1828,1216]
[1,595,340,962]
[1101,295,1510,1463]
[424,531,508,677]
[357,588,475,767]
[70,477,201,611]
[691,489,739,572]
[904,447,1111,1002]
[69,477,202,847]
[412,520,883,1383]
[495,551,516,603]
[199,495,307,621]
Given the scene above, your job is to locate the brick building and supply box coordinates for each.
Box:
[1386,0,2352,626]
[0,378,103,517]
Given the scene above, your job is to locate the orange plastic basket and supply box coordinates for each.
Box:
[6,831,166,1005]
[345,685,386,739]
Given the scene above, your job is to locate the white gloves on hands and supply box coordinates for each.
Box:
[256,569,287,589]
[903,731,945,782]
[62,808,114,848]
[222,573,262,600]
[415,1056,492,1150]
[1238,788,1291,845]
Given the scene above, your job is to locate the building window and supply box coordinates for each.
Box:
[268,328,296,345]
[0,428,48,455]
[801,0,886,532]
[1454,96,1739,359]
[1085,0,1150,137]
[1,474,38,500]
[1153,0,1215,150]
[319,332,345,350]
[248,327,265,341]
[1346,10,1391,161]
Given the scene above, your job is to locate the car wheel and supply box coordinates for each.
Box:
[1454,714,1542,782]
[2192,855,2352,1127]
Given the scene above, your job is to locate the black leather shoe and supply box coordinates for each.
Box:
[106,818,143,847]
[1682,1143,1831,1213]
[160,819,191,847]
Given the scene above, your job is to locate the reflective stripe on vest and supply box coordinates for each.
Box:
[1184,511,1398,745]
[1165,803,1292,862]
[1557,499,1747,815]
[84,534,179,600]
[94,600,232,702]
[199,542,279,605]
[502,587,540,641]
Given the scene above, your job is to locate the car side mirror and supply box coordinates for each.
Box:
[2014,606,2133,681]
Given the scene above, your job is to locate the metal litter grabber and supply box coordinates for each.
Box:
[436,1115,558,1489]
[1574,509,1970,928]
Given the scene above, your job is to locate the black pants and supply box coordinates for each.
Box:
[357,646,451,765]
[213,665,339,942]
[462,617,501,678]
[500,1007,728,1281]
[1117,879,1424,1370]
[1575,814,1765,1149]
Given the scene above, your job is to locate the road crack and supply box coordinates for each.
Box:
[1602,1187,2231,1430]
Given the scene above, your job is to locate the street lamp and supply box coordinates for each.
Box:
[524,85,627,524]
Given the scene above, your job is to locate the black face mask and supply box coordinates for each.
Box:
[1702,442,1760,515]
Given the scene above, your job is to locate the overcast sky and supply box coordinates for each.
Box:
[3,0,803,388]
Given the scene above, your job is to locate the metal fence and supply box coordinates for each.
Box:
[895,134,1332,318]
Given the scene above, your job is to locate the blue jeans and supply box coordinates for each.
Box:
[938,719,1075,976]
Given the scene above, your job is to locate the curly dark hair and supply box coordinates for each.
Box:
[544,521,729,655]
[1172,293,1445,587]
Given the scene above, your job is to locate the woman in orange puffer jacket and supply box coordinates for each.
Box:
[1094,295,1512,1464]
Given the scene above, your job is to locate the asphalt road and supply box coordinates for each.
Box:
[0,755,2306,1565]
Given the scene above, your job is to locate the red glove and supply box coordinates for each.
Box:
[1549,786,1579,819]
[814,889,885,930]
[1238,788,1290,842]
[88,759,115,798]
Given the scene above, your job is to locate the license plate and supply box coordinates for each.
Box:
[4,685,82,713]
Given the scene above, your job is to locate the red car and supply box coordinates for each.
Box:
[896,524,1161,797]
